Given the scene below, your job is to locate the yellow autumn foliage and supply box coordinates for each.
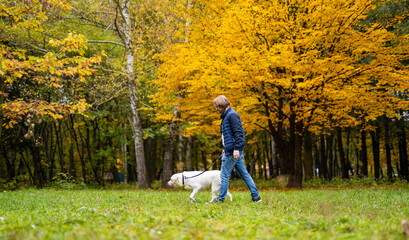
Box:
[154,0,409,136]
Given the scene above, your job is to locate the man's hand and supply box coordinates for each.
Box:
[233,150,240,160]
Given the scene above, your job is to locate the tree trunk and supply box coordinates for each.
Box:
[200,150,207,169]
[319,134,328,179]
[270,135,279,178]
[19,151,35,186]
[0,77,4,139]
[48,123,56,182]
[161,103,180,188]
[54,121,65,173]
[264,97,291,176]
[333,144,339,177]
[313,137,319,176]
[286,109,303,188]
[398,113,408,181]
[267,108,300,186]
[384,116,393,180]
[370,126,380,179]
[2,146,15,181]
[345,128,352,175]
[327,133,333,180]
[186,136,193,171]
[91,120,102,184]
[250,145,257,177]
[337,128,349,179]
[264,134,271,178]
[260,142,267,179]
[69,142,77,179]
[17,156,24,177]
[78,119,90,184]
[145,136,157,183]
[119,0,149,188]
[68,115,87,183]
[303,131,313,180]
[178,134,184,170]
[287,132,303,188]
[361,129,368,177]
[0,78,4,178]
[122,125,128,184]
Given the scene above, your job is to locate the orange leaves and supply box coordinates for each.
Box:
[1,99,90,129]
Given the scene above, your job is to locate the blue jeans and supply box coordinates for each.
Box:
[217,151,260,202]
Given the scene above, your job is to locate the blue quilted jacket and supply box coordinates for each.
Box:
[220,107,246,156]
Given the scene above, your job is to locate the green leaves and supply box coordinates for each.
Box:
[0,0,103,129]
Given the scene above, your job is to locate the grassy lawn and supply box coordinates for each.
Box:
[1,182,409,239]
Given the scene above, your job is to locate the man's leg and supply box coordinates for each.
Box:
[217,153,236,202]
[234,151,261,200]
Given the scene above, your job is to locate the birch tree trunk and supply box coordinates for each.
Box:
[119,0,149,188]
[122,123,128,184]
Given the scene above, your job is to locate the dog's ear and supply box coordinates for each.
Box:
[176,174,182,185]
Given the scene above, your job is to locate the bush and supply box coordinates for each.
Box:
[49,172,87,190]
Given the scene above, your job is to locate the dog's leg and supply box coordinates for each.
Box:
[190,188,199,202]
[210,189,218,203]
[227,191,233,201]
[211,182,220,203]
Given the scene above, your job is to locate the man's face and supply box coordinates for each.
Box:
[215,105,227,114]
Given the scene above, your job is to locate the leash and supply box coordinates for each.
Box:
[182,153,223,185]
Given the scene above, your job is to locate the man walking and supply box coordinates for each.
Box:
[212,95,262,203]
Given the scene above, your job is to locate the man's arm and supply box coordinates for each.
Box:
[229,113,245,159]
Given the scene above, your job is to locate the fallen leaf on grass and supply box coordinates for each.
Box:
[401,219,409,235]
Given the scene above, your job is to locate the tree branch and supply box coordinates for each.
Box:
[87,40,125,47]
[93,66,128,77]
[91,87,127,107]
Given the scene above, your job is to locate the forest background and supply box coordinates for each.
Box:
[1,0,409,190]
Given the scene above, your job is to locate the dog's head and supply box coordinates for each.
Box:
[168,173,183,188]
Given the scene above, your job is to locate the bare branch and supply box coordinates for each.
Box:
[87,40,125,47]
[93,66,128,77]
[91,87,127,107]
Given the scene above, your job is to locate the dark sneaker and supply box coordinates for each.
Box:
[252,197,262,203]
[206,198,223,204]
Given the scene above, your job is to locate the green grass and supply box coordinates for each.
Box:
[1,183,409,239]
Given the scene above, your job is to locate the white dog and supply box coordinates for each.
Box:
[168,170,233,203]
